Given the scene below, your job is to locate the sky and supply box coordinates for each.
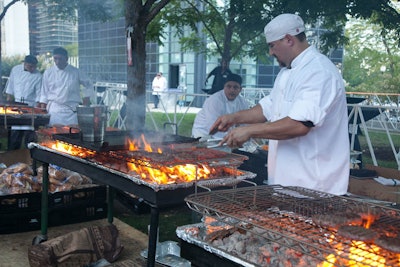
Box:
[3,0,29,56]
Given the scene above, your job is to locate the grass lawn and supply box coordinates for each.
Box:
[358,130,400,169]
[145,112,196,137]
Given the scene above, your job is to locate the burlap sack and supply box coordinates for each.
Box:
[28,224,123,267]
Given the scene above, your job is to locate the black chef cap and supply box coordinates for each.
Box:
[225,73,242,86]
[24,55,38,65]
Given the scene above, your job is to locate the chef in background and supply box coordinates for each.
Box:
[4,55,42,150]
[210,13,349,195]
[192,73,249,140]
[39,47,94,126]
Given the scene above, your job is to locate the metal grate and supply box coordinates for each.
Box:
[29,143,256,191]
[185,185,400,266]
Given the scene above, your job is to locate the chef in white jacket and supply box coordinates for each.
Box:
[210,14,349,195]
[39,47,94,126]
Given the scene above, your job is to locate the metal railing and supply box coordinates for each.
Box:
[94,82,400,169]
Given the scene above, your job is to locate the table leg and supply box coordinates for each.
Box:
[32,162,49,244]
[107,186,114,223]
[147,206,159,267]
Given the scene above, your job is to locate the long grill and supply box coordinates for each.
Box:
[30,131,257,267]
[0,105,49,127]
[181,185,400,267]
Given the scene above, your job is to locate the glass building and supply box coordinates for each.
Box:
[76,3,343,98]
[28,0,78,56]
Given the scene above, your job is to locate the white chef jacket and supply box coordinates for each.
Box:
[258,46,349,195]
[5,64,42,107]
[40,64,94,126]
[192,90,249,139]
[152,76,168,95]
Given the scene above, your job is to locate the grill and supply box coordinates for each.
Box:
[0,105,50,128]
[178,185,400,267]
[29,131,256,267]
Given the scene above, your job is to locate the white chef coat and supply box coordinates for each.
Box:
[152,76,168,94]
[258,46,349,195]
[192,90,249,139]
[5,64,42,107]
[40,64,94,126]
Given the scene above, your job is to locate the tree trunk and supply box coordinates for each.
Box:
[124,0,147,132]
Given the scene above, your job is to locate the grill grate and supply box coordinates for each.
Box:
[29,143,256,191]
[185,185,400,266]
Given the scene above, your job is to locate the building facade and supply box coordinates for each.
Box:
[78,11,343,98]
[28,0,78,56]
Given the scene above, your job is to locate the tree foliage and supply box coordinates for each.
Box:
[343,16,400,93]
[162,0,400,66]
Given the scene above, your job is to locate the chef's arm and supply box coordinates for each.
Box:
[250,116,312,140]
[209,105,267,134]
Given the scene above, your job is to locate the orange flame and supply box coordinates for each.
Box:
[127,134,162,153]
[42,136,218,185]
[127,162,213,184]
[0,107,22,114]
[50,140,96,158]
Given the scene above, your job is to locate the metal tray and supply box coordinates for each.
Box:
[141,241,191,267]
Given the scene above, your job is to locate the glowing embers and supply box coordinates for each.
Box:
[320,236,400,267]
[319,212,400,267]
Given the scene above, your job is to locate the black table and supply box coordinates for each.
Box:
[30,146,199,267]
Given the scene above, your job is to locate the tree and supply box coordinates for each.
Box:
[163,0,400,67]
[343,16,400,93]
[123,0,171,131]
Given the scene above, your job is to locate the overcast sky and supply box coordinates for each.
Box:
[3,0,29,56]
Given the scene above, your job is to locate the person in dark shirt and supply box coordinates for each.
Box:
[205,59,232,95]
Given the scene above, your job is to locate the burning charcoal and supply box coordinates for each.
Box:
[336,225,378,242]
[374,236,400,253]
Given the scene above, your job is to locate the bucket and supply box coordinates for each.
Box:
[77,105,108,142]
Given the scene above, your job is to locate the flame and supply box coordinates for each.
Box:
[50,140,96,158]
[127,162,213,184]
[318,233,399,267]
[0,107,22,114]
[361,213,378,229]
[127,134,162,153]
[42,135,220,185]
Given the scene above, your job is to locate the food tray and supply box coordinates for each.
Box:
[176,223,256,267]
[140,241,191,267]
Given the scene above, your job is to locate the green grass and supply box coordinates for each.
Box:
[145,112,196,137]
[116,204,196,242]
[358,130,400,169]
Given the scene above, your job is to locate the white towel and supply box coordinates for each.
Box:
[374,176,400,186]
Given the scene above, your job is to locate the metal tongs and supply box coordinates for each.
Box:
[197,136,227,148]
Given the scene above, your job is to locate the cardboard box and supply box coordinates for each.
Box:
[0,149,32,167]
[348,164,400,203]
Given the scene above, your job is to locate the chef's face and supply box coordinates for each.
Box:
[53,54,68,70]
[268,36,290,68]
[24,62,37,73]
[223,81,242,101]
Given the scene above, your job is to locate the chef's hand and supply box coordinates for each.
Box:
[209,114,235,135]
[219,126,251,148]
